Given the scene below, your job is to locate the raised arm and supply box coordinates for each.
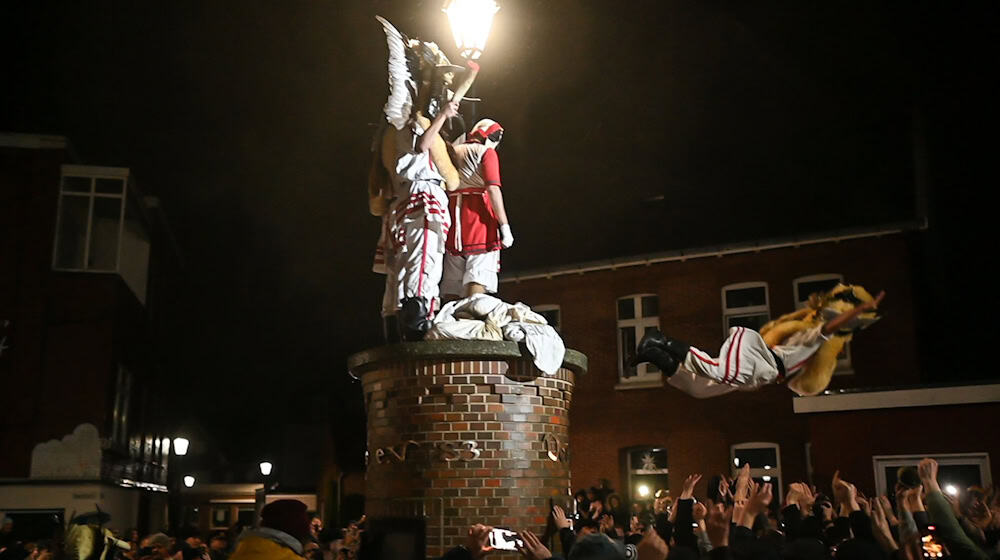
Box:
[417,101,459,154]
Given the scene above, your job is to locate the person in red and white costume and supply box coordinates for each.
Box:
[386,101,459,339]
[441,119,513,300]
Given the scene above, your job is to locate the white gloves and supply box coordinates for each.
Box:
[500,224,514,248]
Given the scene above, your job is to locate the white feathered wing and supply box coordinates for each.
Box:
[376,16,415,131]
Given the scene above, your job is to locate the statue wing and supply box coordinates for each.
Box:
[376,16,415,130]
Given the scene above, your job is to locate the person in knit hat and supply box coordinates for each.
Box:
[229,500,311,560]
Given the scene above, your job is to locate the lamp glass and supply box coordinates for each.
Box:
[183,475,195,488]
[173,437,189,456]
[259,461,273,476]
[443,0,499,60]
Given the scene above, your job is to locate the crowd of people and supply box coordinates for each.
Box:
[444,458,1000,560]
[0,501,362,560]
[2,458,998,560]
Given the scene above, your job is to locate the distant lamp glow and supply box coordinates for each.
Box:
[945,484,959,496]
[762,475,772,482]
[637,484,650,498]
[733,458,740,466]
[443,0,499,60]
[764,465,772,470]
[173,437,190,456]
[183,475,195,488]
[260,461,273,476]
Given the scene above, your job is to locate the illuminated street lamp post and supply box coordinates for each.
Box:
[443,0,499,125]
[443,0,500,61]
[168,437,191,532]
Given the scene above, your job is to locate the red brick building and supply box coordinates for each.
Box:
[500,224,999,503]
[0,133,180,535]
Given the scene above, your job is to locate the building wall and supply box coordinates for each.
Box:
[0,482,150,535]
[500,235,922,499]
[806,402,1000,495]
[0,144,165,483]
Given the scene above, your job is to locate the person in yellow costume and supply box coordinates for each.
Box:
[631,284,884,397]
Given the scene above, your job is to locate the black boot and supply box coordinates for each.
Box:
[382,315,401,345]
[398,297,431,342]
[629,346,679,377]
[636,329,691,362]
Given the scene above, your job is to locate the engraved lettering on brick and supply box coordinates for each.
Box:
[542,433,568,462]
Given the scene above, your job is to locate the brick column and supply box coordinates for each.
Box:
[348,342,586,557]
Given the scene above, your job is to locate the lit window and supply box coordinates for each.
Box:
[873,453,992,497]
[625,447,669,504]
[731,442,783,501]
[793,274,852,373]
[722,283,770,337]
[53,165,152,303]
[534,304,561,331]
[617,294,661,382]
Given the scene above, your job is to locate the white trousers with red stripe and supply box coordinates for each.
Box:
[680,327,781,391]
[393,215,448,318]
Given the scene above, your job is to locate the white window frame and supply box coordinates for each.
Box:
[625,446,669,504]
[721,282,770,337]
[873,453,992,497]
[731,442,783,501]
[793,274,852,374]
[534,304,561,332]
[616,293,661,387]
[52,165,129,273]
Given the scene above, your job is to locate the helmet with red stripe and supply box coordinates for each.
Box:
[468,119,504,148]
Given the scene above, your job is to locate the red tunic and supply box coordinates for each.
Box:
[446,143,502,255]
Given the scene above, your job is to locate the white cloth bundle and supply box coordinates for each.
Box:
[426,294,566,374]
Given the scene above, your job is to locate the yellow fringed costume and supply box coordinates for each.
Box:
[760,284,880,396]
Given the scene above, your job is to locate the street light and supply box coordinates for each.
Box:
[183,475,195,488]
[443,0,499,60]
[259,461,273,476]
[173,437,190,456]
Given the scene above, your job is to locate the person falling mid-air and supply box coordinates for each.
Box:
[630,284,885,398]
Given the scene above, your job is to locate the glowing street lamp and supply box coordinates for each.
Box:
[183,475,195,488]
[443,0,499,60]
[173,437,190,456]
[259,461,273,476]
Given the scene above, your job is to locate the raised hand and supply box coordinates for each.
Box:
[515,530,550,560]
[734,464,752,503]
[878,496,899,526]
[465,524,494,559]
[552,505,571,530]
[871,496,898,553]
[918,458,941,493]
[681,474,702,500]
[705,504,732,549]
[693,502,708,523]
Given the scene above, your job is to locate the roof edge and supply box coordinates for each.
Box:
[501,219,927,284]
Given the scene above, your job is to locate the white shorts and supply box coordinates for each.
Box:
[441,251,500,296]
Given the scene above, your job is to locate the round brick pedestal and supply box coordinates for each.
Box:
[348,341,587,557]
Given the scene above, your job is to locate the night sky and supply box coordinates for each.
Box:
[4,1,995,471]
